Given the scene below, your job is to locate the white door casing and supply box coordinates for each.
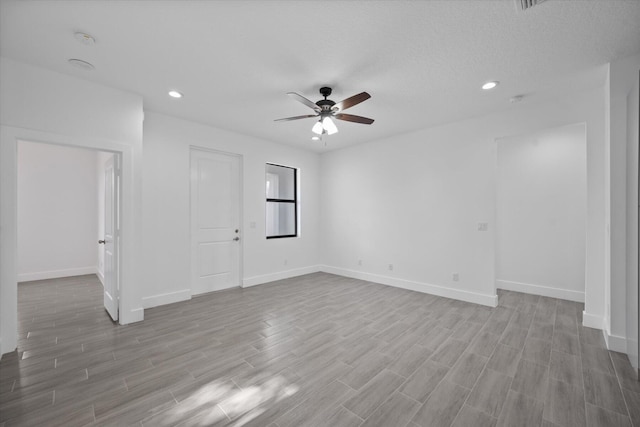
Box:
[103,155,119,321]
[190,149,241,295]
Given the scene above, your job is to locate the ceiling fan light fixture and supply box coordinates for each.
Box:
[311,136,320,141]
[311,121,324,135]
[277,87,372,138]
[322,116,338,135]
[168,90,183,98]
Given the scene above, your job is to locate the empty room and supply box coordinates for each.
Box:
[1,1,640,426]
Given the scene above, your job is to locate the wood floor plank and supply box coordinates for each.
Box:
[275,380,351,427]
[510,358,549,401]
[543,378,586,427]
[452,405,497,427]
[446,351,488,389]
[585,403,632,427]
[496,390,544,427]
[342,369,406,419]
[549,350,583,388]
[465,368,512,418]
[411,380,469,427]
[360,391,420,427]
[398,360,450,403]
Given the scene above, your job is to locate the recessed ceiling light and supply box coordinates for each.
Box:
[311,136,320,141]
[482,81,499,90]
[67,58,95,71]
[168,90,183,99]
[74,32,95,46]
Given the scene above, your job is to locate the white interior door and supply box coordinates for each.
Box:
[102,156,119,321]
[190,149,241,295]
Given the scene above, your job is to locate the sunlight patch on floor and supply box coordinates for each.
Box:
[163,374,299,426]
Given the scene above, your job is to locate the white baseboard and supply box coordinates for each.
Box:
[142,289,191,309]
[606,332,627,353]
[17,266,97,283]
[97,270,105,286]
[0,337,17,359]
[121,307,144,325]
[592,314,628,352]
[582,310,604,329]
[243,265,321,288]
[320,265,498,307]
[496,279,584,303]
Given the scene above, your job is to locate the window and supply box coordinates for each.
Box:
[266,163,297,238]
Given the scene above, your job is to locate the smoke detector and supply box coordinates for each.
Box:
[516,0,547,12]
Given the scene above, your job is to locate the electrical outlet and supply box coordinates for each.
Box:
[284,259,288,266]
[249,221,256,229]
[358,259,362,266]
[388,264,394,271]
[452,273,459,282]
[477,222,489,231]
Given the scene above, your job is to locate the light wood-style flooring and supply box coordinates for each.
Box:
[1,273,639,426]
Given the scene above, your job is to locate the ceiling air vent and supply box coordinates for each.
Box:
[517,0,547,11]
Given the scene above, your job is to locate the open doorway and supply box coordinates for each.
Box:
[1,126,136,357]
[17,141,121,336]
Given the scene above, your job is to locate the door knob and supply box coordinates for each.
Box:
[233,237,240,242]
[98,240,106,244]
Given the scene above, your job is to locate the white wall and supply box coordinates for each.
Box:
[320,87,605,310]
[140,112,321,308]
[606,53,640,351]
[320,119,498,306]
[0,57,144,356]
[17,141,99,282]
[496,123,586,301]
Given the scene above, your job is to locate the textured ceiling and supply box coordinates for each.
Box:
[1,1,639,152]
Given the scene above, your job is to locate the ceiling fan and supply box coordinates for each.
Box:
[275,87,374,136]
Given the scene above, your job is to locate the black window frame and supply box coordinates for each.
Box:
[266,163,298,239]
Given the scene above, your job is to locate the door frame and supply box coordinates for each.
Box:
[0,126,134,356]
[189,146,244,293]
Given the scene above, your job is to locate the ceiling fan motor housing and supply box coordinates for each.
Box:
[316,99,335,111]
[317,87,336,115]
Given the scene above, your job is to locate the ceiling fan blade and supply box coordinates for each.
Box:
[334,113,374,125]
[332,92,371,112]
[287,92,321,112]
[274,114,318,122]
